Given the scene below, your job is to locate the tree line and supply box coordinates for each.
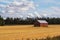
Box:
[0,15,60,26]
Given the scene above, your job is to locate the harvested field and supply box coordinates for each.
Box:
[0,25,60,40]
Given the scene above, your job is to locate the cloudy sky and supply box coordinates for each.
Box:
[0,0,60,18]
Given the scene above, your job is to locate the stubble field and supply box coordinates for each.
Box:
[0,25,60,40]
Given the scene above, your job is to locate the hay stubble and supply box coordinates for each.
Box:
[0,25,60,40]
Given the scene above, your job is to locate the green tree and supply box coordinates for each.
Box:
[5,17,13,25]
[0,16,4,26]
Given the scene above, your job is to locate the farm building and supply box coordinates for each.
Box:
[34,20,48,27]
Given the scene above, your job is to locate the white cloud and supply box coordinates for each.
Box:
[28,13,34,17]
[43,14,47,17]
[1,10,5,13]
[34,11,42,18]
[2,0,36,15]
[8,10,15,14]
[13,1,20,5]
[20,7,29,12]
[8,10,14,13]
[50,7,60,12]
[27,15,30,18]
[40,6,60,17]
[28,2,35,9]
[0,4,6,8]
[22,0,27,1]
[13,1,23,5]
[19,15,23,18]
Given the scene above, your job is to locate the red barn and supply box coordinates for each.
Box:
[34,20,48,27]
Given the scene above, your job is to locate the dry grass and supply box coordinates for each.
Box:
[0,25,60,40]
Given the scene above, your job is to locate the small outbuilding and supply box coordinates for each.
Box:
[34,20,48,27]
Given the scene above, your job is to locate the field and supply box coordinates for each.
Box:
[0,25,60,40]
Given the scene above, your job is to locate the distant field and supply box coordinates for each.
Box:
[0,25,60,40]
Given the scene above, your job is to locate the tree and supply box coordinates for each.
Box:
[13,18,20,24]
[0,16,4,26]
[5,17,13,25]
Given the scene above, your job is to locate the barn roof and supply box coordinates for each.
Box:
[37,20,48,23]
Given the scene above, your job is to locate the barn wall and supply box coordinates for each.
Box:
[40,23,48,27]
[34,22,40,27]
[34,21,48,27]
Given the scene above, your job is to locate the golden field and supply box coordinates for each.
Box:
[0,25,60,40]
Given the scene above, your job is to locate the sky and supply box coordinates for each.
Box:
[0,0,60,18]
